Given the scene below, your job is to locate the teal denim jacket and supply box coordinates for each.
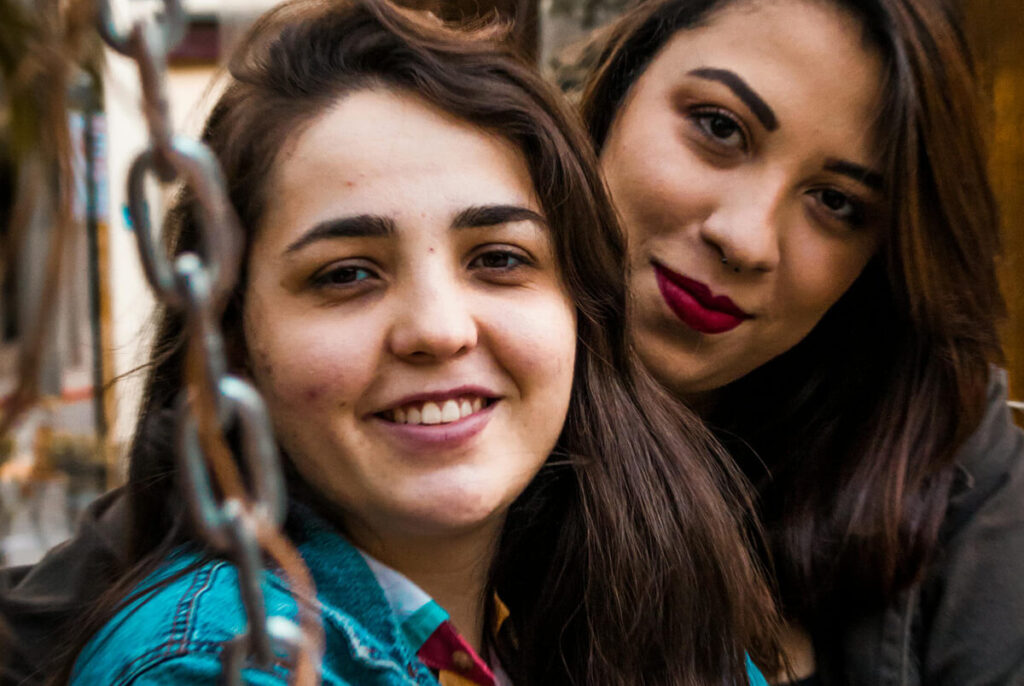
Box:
[70,510,439,685]
[70,507,770,685]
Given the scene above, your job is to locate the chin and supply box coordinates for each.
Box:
[387,506,506,541]
[634,337,709,395]
[387,482,512,537]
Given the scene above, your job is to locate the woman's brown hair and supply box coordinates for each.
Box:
[56,0,780,683]
[580,0,1004,628]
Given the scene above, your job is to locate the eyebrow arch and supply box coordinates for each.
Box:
[688,67,779,132]
[285,214,395,253]
[451,204,547,230]
[824,158,884,191]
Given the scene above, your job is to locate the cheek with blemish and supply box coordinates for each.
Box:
[246,347,275,383]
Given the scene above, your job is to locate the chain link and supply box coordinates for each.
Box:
[93,0,323,681]
[127,139,241,310]
[96,0,186,58]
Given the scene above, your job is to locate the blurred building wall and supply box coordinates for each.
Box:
[963,1,1024,411]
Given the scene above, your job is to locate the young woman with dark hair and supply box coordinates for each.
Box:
[40,0,780,683]
[578,0,1023,684]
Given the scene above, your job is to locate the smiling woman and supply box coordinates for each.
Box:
[39,0,781,684]
[243,89,576,556]
[599,0,885,394]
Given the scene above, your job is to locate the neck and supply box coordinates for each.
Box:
[349,519,501,653]
[681,387,720,418]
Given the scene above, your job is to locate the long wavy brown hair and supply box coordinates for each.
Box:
[56,0,780,683]
[581,0,1004,629]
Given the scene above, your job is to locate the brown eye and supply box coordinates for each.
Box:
[821,189,850,212]
[818,189,857,220]
[808,188,866,228]
[470,250,525,270]
[709,115,738,139]
[311,264,376,287]
[691,109,747,151]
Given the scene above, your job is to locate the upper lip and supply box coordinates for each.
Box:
[372,385,500,415]
[653,261,751,318]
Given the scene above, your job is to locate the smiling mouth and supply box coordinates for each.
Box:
[378,396,496,426]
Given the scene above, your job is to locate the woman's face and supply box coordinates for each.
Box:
[243,89,576,545]
[602,0,886,396]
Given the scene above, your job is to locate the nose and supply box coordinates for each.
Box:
[387,264,478,363]
[698,180,784,273]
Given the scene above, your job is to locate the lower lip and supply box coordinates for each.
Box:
[370,402,496,452]
[654,265,747,335]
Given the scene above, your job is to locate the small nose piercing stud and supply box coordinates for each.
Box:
[721,256,740,273]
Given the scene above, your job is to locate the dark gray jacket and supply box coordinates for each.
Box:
[2,373,1023,685]
[819,369,1024,686]
[0,488,128,684]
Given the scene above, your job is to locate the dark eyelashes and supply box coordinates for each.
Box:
[309,264,377,288]
[681,102,875,231]
[469,248,534,271]
[687,106,750,152]
[808,188,869,229]
[307,247,535,292]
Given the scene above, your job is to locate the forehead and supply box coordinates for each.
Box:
[260,88,539,240]
[646,0,884,150]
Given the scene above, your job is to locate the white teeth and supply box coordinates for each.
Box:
[441,400,460,422]
[387,396,491,425]
[421,402,442,425]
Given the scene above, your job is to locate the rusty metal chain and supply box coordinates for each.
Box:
[93,1,322,682]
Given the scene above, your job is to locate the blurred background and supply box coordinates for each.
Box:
[0,0,1021,565]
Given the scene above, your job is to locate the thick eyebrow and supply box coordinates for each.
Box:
[688,67,779,132]
[285,214,395,253]
[824,158,884,191]
[451,204,547,230]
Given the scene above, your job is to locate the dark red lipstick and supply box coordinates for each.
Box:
[653,261,751,334]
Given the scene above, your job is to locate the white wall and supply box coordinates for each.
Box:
[100,3,226,477]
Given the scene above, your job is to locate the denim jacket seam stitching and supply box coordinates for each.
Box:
[171,562,222,651]
[110,562,226,685]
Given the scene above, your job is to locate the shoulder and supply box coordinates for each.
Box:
[956,368,1023,472]
[70,550,293,686]
[945,367,1024,535]
[909,368,1024,683]
[0,488,128,682]
[69,532,434,686]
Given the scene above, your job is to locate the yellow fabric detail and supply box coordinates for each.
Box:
[439,670,482,686]
[492,594,510,634]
